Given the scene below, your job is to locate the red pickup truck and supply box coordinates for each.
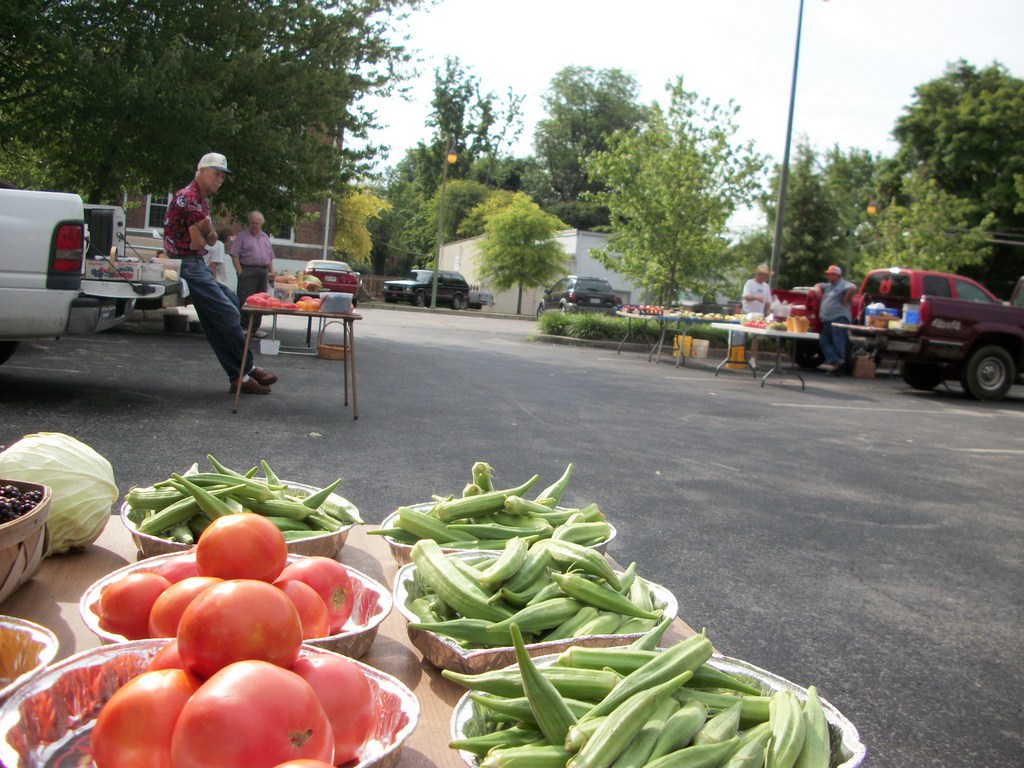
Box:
[773,268,1001,371]
[843,275,1024,401]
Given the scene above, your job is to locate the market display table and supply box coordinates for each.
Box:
[236,307,361,418]
[616,311,736,366]
[1,519,701,768]
[711,322,820,389]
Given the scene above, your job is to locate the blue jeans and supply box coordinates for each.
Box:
[180,259,253,382]
[819,320,848,367]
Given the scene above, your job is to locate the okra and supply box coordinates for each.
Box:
[258,458,283,489]
[168,523,194,544]
[550,572,660,620]
[433,475,540,522]
[534,539,622,590]
[171,473,242,519]
[565,715,609,752]
[486,598,583,636]
[647,698,709,761]
[443,665,622,701]
[566,671,693,768]
[542,606,600,642]
[396,505,461,543]
[644,737,741,768]
[555,647,655,675]
[511,623,578,746]
[498,576,554,607]
[629,615,673,650]
[795,686,830,768]
[723,721,772,768]
[692,700,742,746]
[136,482,243,534]
[503,546,552,592]
[176,470,281,500]
[410,540,512,622]
[573,610,623,636]
[449,725,544,755]
[626,572,654,613]
[369,526,419,543]
[583,633,712,720]
[469,693,595,726]
[675,689,772,728]
[281,529,331,541]
[306,511,344,532]
[448,521,549,540]
[472,461,495,492]
[688,665,763,696]
[478,536,530,588]
[299,477,344,509]
[462,483,482,497]
[615,616,658,636]
[489,512,556,532]
[480,744,571,768]
[614,562,638,594]
[766,690,806,768]
[262,515,314,532]
[524,580,566,606]
[239,496,317,520]
[551,520,613,547]
[124,485,186,511]
[405,596,441,623]
[533,462,573,505]
[409,617,515,647]
[608,696,679,768]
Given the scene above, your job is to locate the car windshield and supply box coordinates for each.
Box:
[410,270,434,281]
[577,279,612,291]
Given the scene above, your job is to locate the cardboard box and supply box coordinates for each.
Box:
[853,356,876,379]
[272,281,296,303]
[85,259,142,280]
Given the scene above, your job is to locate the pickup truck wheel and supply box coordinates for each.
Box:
[960,345,1014,401]
[0,341,19,366]
[413,291,427,307]
[451,293,465,310]
[794,340,823,369]
[899,361,942,391]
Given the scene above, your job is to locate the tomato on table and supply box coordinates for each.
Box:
[195,512,287,583]
[276,579,331,639]
[148,575,222,638]
[275,557,354,633]
[97,571,172,640]
[291,654,377,765]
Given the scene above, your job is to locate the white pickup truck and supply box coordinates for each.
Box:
[0,188,176,366]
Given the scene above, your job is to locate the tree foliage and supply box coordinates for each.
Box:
[0,0,421,225]
[476,193,568,314]
[588,78,765,304]
[332,190,391,266]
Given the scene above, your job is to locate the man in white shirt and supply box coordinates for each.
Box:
[737,264,774,366]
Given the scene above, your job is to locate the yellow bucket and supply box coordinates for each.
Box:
[725,344,747,369]
[673,335,693,356]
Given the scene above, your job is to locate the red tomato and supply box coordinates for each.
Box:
[195,512,287,582]
[171,660,334,768]
[280,302,299,309]
[90,668,199,768]
[271,762,335,768]
[97,571,172,640]
[177,579,303,678]
[290,655,377,765]
[275,557,354,633]
[147,639,187,672]
[277,579,331,639]
[147,576,222,638]
[154,551,200,583]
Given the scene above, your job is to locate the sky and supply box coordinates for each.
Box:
[366,0,1024,182]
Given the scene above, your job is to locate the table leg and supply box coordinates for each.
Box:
[675,328,688,368]
[648,321,668,363]
[616,317,633,354]
[342,319,349,409]
[348,319,358,419]
[233,312,256,414]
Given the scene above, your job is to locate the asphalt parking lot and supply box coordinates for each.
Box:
[1,305,1022,767]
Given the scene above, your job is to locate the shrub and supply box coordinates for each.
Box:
[537,311,572,336]
[567,313,618,340]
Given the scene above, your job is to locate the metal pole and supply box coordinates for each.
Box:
[768,0,805,289]
[430,136,455,309]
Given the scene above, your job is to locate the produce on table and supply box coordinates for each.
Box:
[0,432,118,554]
[275,556,355,633]
[88,515,380,768]
[0,483,45,524]
[403,537,672,648]
[124,455,361,546]
[97,571,172,640]
[374,462,614,551]
[447,629,837,768]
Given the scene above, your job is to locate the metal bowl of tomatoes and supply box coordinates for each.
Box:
[0,639,420,768]
[80,551,392,659]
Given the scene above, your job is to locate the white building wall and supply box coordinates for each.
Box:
[439,229,643,316]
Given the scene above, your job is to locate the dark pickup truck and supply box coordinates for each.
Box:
[842,275,1024,401]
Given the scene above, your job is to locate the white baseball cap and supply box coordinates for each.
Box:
[197,152,232,174]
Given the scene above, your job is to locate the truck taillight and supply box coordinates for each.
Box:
[568,290,577,302]
[52,223,84,272]
[919,298,930,325]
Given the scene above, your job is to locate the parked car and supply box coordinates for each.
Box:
[383,269,472,309]
[303,259,361,305]
[536,276,619,318]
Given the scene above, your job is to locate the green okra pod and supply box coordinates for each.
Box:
[448,725,544,755]
[410,539,512,622]
[723,721,772,768]
[469,693,595,726]
[766,690,806,768]
[644,737,741,768]
[550,572,661,620]
[511,623,578,746]
[433,475,540,522]
[795,686,830,768]
[486,598,583,636]
[443,665,622,701]
[533,462,573,505]
[629,615,673,650]
[471,461,495,492]
[541,606,601,642]
[409,617,515,647]
[608,696,679,768]
[675,689,772,728]
[395,505,460,543]
[647,698,709,761]
[478,536,530,589]
[480,744,572,768]
[299,477,344,509]
[692,700,742,746]
[534,539,622,590]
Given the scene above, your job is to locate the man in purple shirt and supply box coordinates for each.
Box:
[163,153,278,394]
[231,210,275,337]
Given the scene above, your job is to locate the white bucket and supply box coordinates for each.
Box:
[260,338,281,355]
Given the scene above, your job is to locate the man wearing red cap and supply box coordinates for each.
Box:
[163,153,278,394]
[808,265,856,375]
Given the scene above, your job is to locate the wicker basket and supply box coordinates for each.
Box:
[0,480,50,606]
[317,320,348,360]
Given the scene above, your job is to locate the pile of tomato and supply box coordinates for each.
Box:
[244,292,289,309]
[90,513,378,768]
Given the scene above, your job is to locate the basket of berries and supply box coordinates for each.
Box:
[0,481,51,606]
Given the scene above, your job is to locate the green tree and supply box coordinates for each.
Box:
[332,190,391,267]
[476,193,568,314]
[588,78,765,304]
[533,66,650,229]
[889,60,1024,295]
[0,0,420,225]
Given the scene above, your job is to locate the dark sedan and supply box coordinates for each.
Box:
[537,275,619,318]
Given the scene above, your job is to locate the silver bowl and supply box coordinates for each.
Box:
[0,618,58,706]
[0,639,419,768]
[449,652,866,768]
[80,552,392,658]
[393,550,677,674]
[120,479,361,559]
[378,503,616,565]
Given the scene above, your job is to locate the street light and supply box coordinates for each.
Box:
[430,138,458,309]
[768,0,806,289]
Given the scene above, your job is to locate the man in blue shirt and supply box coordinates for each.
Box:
[810,265,856,375]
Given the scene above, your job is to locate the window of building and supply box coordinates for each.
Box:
[146,194,170,229]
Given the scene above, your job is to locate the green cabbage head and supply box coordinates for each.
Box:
[0,432,118,554]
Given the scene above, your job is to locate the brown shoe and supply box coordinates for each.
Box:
[230,377,272,394]
[249,366,278,386]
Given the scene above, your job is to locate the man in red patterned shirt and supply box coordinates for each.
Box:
[163,153,278,394]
